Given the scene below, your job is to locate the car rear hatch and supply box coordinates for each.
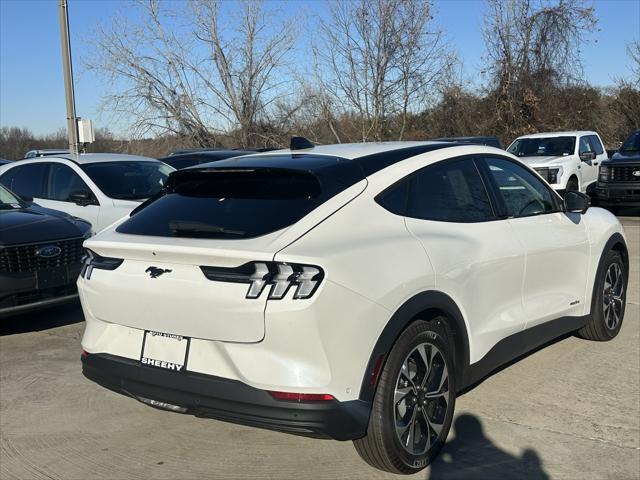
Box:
[80,158,366,343]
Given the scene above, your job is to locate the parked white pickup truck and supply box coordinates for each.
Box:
[507,131,608,195]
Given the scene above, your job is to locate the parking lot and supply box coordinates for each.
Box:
[0,212,638,480]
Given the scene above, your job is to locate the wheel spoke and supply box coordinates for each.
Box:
[604,269,612,289]
[416,344,431,387]
[404,409,417,448]
[426,414,444,436]
[419,407,432,451]
[394,340,451,456]
[613,271,623,295]
[395,385,414,405]
[400,360,417,390]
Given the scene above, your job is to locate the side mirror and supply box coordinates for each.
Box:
[564,191,590,214]
[18,193,33,203]
[69,190,94,206]
[580,151,596,162]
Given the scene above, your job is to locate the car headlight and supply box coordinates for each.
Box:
[547,167,562,184]
[599,165,610,182]
[534,167,562,184]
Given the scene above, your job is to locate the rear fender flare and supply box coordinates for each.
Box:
[358,290,470,403]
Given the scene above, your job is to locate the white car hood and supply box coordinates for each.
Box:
[518,155,570,167]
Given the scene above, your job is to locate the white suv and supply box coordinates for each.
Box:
[78,141,628,474]
[0,154,174,232]
[507,131,608,194]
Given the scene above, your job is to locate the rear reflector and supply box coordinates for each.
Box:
[81,349,89,357]
[370,354,386,387]
[269,391,335,402]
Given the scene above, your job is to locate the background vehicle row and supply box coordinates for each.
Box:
[0,153,174,232]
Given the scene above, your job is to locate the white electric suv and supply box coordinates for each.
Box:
[0,154,174,233]
[78,139,628,474]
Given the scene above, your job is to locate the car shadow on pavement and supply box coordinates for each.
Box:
[427,414,550,480]
[0,301,84,336]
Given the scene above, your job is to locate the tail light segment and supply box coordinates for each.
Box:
[200,261,324,300]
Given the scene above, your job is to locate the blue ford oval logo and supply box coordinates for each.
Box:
[35,245,62,258]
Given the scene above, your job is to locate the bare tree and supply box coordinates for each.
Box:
[87,0,298,147]
[314,0,454,142]
[483,0,597,138]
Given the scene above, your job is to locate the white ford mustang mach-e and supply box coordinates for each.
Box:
[79,139,628,474]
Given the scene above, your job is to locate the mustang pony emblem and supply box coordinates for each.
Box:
[145,266,172,279]
[632,170,640,177]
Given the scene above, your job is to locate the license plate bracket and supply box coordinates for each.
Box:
[141,331,189,372]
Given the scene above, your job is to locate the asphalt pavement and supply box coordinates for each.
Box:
[1,212,638,480]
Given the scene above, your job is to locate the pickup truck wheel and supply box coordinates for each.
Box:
[578,250,626,341]
[566,177,579,192]
[353,319,456,474]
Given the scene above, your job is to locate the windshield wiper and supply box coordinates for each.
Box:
[168,220,245,236]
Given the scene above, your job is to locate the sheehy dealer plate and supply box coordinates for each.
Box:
[141,331,189,372]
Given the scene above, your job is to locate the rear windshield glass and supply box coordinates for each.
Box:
[81,161,173,200]
[507,137,576,157]
[116,167,354,239]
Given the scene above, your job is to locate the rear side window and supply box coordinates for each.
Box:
[0,163,49,198]
[588,135,604,155]
[117,168,351,239]
[406,159,495,222]
[376,180,409,215]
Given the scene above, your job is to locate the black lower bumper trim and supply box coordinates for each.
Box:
[0,293,78,318]
[82,353,370,441]
[595,184,640,207]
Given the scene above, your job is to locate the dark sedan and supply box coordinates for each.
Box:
[0,185,91,317]
[595,130,640,209]
[160,149,258,170]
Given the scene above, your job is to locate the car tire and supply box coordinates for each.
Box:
[353,318,456,474]
[566,177,579,193]
[578,250,627,341]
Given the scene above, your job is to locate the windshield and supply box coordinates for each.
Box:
[81,161,173,200]
[0,184,23,208]
[620,131,640,153]
[507,136,576,157]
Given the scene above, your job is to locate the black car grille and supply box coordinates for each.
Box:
[611,165,640,182]
[0,237,85,273]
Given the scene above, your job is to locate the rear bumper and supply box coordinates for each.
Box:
[81,352,370,441]
[595,183,640,206]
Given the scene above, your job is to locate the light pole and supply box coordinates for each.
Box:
[58,0,79,154]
